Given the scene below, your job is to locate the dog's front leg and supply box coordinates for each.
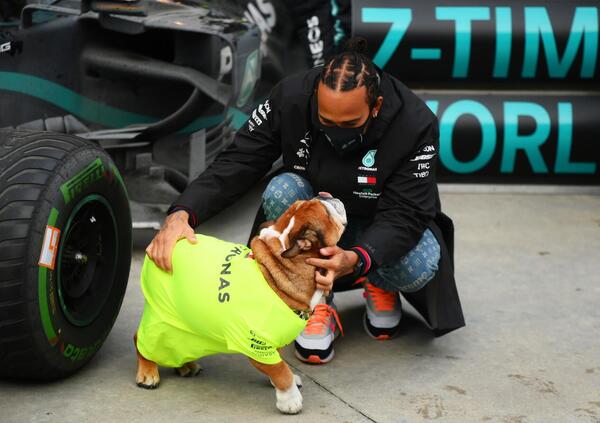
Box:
[248,358,303,414]
[133,333,160,389]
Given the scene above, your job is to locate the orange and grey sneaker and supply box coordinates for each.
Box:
[294,303,344,364]
[362,279,402,340]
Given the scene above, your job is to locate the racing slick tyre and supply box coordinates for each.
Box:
[0,129,131,380]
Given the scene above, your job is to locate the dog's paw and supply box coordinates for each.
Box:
[175,362,203,377]
[275,383,303,414]
[136,371,160,389]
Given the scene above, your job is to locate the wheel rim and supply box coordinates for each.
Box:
[57,194,118,327]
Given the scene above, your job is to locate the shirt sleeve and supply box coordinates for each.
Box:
[170,83,284,226]
[355,118,440,267]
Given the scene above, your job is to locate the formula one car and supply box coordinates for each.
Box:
[0,0,264,379]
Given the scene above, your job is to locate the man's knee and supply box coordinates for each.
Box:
[371,228,441,293]
[262,172,314,221]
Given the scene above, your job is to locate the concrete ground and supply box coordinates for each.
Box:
[1,183,599,423]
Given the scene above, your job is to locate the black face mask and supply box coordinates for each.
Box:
[311,94,374,157]
[319,118,372,156]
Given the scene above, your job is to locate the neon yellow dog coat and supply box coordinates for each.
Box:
[136,234,307,367]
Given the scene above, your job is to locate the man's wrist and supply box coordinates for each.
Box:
[169,210,189,222]
[350,246,372,276]
[167,205,197,227]
[338,250,359,277]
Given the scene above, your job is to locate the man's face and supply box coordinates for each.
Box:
[316,82,373,129]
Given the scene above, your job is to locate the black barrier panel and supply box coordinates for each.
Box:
[352,0,600,87]
[418,93,599,184]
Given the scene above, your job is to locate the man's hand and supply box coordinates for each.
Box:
[305,246,359,296]
[145,210,197,273]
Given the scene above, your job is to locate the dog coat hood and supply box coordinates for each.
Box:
[136,234,307,367]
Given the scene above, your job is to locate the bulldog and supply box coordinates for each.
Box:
[134,195,347,414]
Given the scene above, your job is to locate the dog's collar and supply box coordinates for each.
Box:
[293,309,311,321]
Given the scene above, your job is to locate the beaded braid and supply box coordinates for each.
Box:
[320,37,381,107]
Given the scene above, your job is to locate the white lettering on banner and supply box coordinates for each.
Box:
[248,100,271,132]
[418,162,431,170]
[306,16,324,67]
[423,145,435,152]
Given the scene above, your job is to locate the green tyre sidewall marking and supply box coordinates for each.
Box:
[32,145,131,375]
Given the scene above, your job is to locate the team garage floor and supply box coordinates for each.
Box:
[1,181,600,423]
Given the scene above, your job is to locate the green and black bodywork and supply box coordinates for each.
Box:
[0,0,263,380]
[1,0,262,205]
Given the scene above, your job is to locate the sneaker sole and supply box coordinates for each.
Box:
[363,311,399,340]
[294,347,335,364]
[294,301,344,365]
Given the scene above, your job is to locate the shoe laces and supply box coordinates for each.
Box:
[305,304,344,337]
[364,282,398,312]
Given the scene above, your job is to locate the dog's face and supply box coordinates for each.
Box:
[258,196,347,258]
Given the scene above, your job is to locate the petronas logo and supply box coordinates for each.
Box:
[362,150,377,167]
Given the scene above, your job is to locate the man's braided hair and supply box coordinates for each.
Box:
[320,37,381,107]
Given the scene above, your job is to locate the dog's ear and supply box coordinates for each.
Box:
[281,227,325,258]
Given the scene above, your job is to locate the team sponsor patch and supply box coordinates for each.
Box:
[38,225,61,270]
[353,189,381,199]
[248,100,271,132]
[413,171,430,178]
[410,153,436,161]
[357,175,377,185]
[362,149,377,167]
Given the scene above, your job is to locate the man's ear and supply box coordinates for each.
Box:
[372,95,383,117]
[281,228,324,258]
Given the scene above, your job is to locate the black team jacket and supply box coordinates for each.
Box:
[169,67,465,336]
